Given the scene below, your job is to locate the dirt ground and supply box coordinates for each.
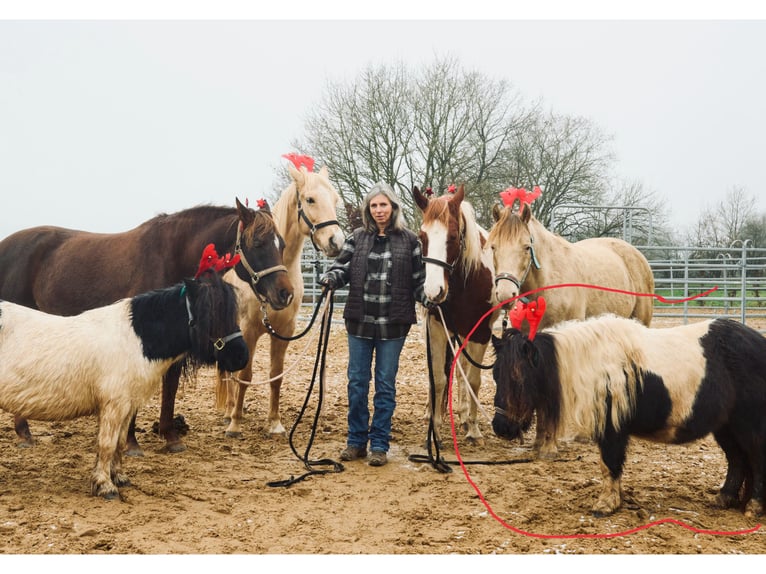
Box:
[1,312,765,559]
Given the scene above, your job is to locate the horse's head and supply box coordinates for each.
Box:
[490,328,540,442]
[232,198,294,311]
[183,272,249,373]
[487,203,539,308]
[413,184,466,304]
[288,163,345,257]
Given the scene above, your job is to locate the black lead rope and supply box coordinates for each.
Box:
[267,289,344,488]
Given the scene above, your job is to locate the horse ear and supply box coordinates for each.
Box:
[183,277,200,298]
[520,203,532,224]
[412,186,429,212]
[492,203,503,222]
[288,163,305,189]
[453,184,465,203]
[318,165,329,179]
[235,197,255,229]
[491,333,503,351]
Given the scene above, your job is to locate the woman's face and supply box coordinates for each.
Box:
[369,194,393,229]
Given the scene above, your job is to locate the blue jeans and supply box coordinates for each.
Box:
[346,334,406,453]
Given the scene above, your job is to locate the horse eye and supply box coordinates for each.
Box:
[306,197,315,205]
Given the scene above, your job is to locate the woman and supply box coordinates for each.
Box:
[320,182,427,467]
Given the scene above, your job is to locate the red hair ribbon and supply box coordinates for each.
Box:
[508,297,547,340]
[256,198,267,209]
[194,244,241,278]
[500,186,542,210]
[447,184,456,194]
[425,187,434,197]
[282,153,315,172]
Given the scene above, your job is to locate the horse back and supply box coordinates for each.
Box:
[0,226,80,310]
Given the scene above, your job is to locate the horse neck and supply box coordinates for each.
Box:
[273,183,304,262]
[457,207,490,280]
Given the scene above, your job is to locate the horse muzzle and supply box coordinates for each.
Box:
[213,331,249,372]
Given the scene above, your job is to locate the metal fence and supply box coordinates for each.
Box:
[298,241,766,329]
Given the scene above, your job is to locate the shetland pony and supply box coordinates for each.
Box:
[216,156,345,437]
[0,261,248,499]
[491,314,766,517]
[0,199,291,454]
[487,197,654,457]
[413,184,498,446]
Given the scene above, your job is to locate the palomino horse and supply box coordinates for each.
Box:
[0,199,292,454]
[0,248,248,499]
[486,191,654,458]
[216,155,344,437]
[413,184,499,446]
[492,307,766,517]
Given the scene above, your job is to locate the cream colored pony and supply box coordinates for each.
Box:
[216,156,344,436]
[487,200,654,457]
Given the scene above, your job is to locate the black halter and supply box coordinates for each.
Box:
[296,188,340,251]
[234,225,288,302]
[421,227,465,275]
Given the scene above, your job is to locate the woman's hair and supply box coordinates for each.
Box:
[360,181,406,233]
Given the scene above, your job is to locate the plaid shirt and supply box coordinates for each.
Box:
[325,231,426,340]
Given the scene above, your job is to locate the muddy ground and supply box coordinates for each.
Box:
[0,312,764,559]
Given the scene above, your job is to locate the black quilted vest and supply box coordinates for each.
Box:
[343,227,418,325]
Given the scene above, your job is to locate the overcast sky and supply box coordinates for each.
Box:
[1,4,765,240]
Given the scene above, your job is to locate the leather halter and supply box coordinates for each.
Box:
[296,187,340,251]
[493,235,542,289]
[421,226,465,275]
[234,224,287,300]
[184,294,243,351]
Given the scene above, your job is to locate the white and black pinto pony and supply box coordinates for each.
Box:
[491,308,766,517]
[0,247,248,499]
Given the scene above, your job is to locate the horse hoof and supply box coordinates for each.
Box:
[162,441,187,454]
[125,447,145,457]
[15,439,34,449]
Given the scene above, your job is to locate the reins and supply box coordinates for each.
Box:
[267,288,344,487]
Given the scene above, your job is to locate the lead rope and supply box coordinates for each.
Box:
[267,288,344,487]
[407,310,452,473]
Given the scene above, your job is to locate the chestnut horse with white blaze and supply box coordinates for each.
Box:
[216,154,345,437]
[0,248,248,499]
[492,305,766,517]
[486,188,654,457]
[413,184,499,446]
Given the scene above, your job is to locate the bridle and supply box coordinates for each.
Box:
[421,226,466,275]
[493,234,542,291]
[296,187,340,252]
[234,223,288,303]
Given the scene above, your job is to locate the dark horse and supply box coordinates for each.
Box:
[0,199,293,454]
[492,310,766,517]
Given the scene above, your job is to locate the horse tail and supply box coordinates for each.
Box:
[214,371,229,411]
[626,248,655,327]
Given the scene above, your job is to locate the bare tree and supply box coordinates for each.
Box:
[685,186,757,247]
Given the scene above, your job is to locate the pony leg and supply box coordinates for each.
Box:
[713,427,748,509]
[125,413,143,457]
[111,415,133,488]
[13,415,34,448]
[592,433,629,516]
[533,411,560,460]
[266,336,290,436]
[157,362,186,453]
[92,403,128,499]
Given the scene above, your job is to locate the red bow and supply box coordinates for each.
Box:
[425,187,433,197]
[256,198,267,209]
[500,186,542,209]
[282,153,315,172]
[507,297,547,340]
[194,244,241,278]
[447,184,456,194]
